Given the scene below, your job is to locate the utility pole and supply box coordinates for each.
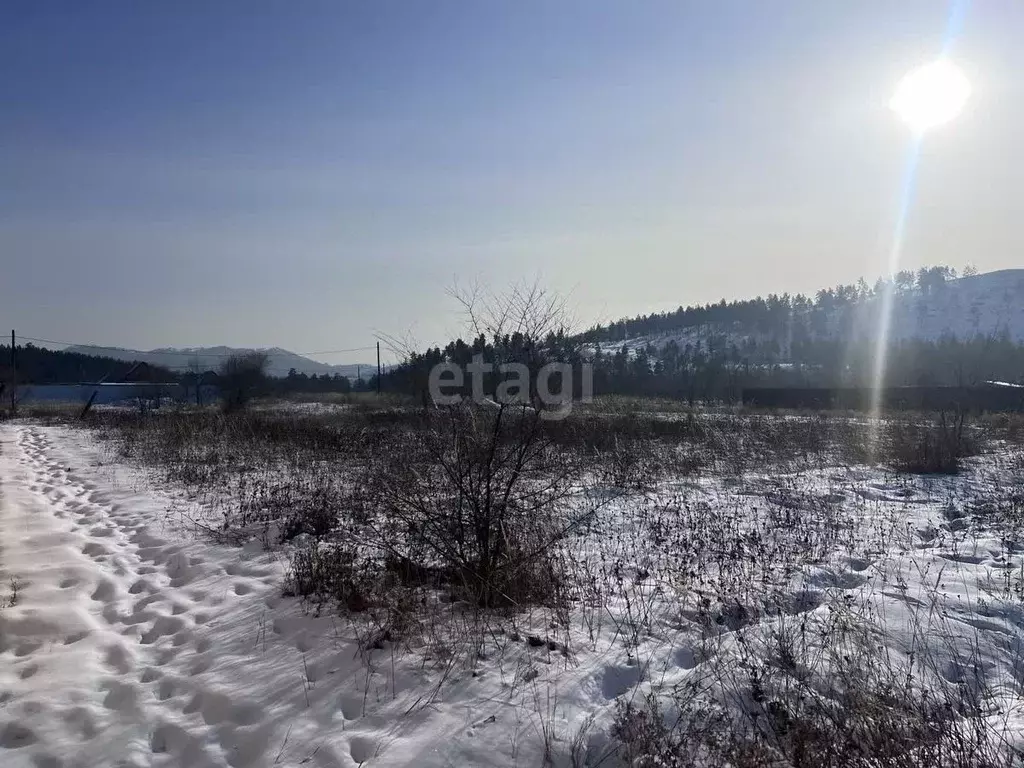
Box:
[376,341,381,395]
[10,329,16,415]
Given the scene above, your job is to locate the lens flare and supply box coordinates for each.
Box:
[870,18,972,457]
[890,59,971,134]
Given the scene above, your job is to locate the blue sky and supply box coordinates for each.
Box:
[2,1,1022,361]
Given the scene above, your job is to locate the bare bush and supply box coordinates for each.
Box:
[363,282,601,608]
[284,540,373,613]
[218,351,269,412]
[365,401,594,607]
[887,409,980,475]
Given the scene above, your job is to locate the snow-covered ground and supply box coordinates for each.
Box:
[0,425,388,768]
[1,422,1023,767]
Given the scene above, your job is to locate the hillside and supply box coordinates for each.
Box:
[886,269,1024,343]
[62,345,375,379]
[588,268,1024,358]
[380,266,1024,401]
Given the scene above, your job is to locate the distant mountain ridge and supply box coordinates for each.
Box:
[61,344,375,379]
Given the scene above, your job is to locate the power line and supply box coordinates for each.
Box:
[289,347,378,357]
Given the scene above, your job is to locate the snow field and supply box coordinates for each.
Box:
[1,421,1022,766]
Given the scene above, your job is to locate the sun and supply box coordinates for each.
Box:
[890,59,971,134]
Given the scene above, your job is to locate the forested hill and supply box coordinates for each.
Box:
[580,267,1024,350]
[381,266,1024,404]
[0,344,176,385]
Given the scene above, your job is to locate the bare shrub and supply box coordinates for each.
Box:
[364,401,594,608]
[218,351,269,413]
[284,540,374,614]
[361,281,603,609]
[887,410,980,475]
[600,436,662,491]
[977,413,1024,446]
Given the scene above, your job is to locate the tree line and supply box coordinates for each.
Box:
[580,265,970,345]
[0,344,371,392]
[379,267,1024,405]
[0,343,176,385]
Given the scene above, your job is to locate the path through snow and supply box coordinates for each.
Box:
[0,425,398,768]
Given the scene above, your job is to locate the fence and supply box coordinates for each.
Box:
[741,385,1024,412]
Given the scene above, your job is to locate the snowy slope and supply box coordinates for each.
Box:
[598,268,1024,357]
[887,268,1024,343]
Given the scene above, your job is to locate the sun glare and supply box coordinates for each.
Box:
[890,59,971,134]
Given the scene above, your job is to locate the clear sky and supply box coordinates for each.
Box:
[2,1,1021,363]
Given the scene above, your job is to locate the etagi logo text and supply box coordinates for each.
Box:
[427,355,593,419]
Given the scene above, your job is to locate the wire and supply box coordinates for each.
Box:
[294,348,378,356]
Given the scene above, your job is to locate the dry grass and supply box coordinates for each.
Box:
[600,585,1021,768]
[885,410,981,475]
[59,399,1024,764]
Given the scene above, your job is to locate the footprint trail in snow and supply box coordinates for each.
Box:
[0,425,384,768]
